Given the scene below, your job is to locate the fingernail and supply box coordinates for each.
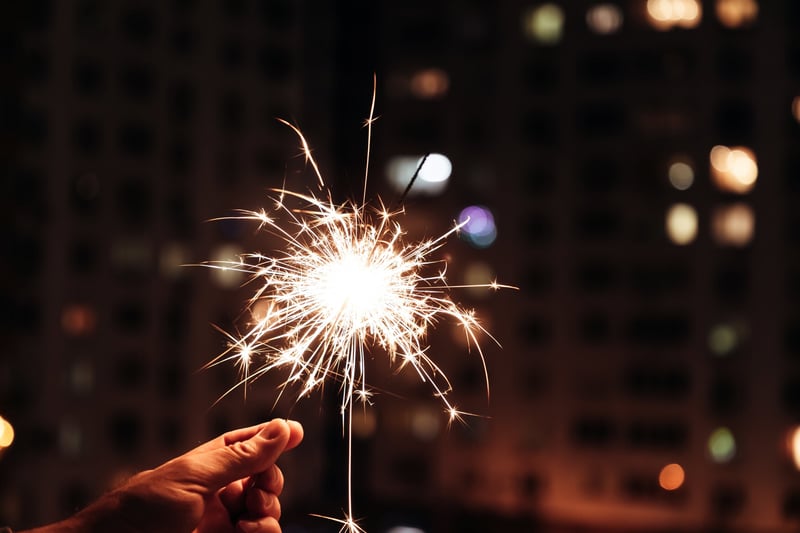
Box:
[259,419,286,440]
[237,520,260,533]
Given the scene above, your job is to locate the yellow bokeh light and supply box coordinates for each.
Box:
[61,304,97,337]
[523,4,565,44]
[668,158,695,190]
[711,203,755,246]
[666,203,698,245]
[708,427,736,463]
[647,0,702,30]
[409,68,450,100]
[715,0,758,28]
[0,417,15,448]
[210,244,245,288]
[792,96,800,123]
[659,463,685,490]
[709,145,758,193]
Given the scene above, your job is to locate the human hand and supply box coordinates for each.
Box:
[28,419,303,533]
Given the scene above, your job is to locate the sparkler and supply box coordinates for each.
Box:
[204,82,511,532]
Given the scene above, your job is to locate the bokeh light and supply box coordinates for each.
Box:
[352,409,377,439]
[523,4,565,44]
[708,427,736,463]
[709,145,758,194]
[458,205,498,248]
[715,0,758,28]
[160,243,189,278]
[387,528,426,533]
[708,321,747,356]
[787,426,800,470]
[410,68,450,99]
[659,463,685,490]
[665,203,698,245]
[586,4,624,34]
[463,261,496,299]
[668,158,695,190]
[793,96,800,123]
[411,408,441,441]
[711,203,755,246]
[386,154,452,196]
[0,416,15,449]
[61,304,97,336]
[647,0,702,30]
[210,244,245,288]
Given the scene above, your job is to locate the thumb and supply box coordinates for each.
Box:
[198,419,291,490]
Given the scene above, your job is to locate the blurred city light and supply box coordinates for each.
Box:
[387,528,426,533]
[709,145,758,193]
[410,68,450,99]
[411,408,441,441]
[711,203,755,246]
[665,203,698,245]
[386,154,452,196]
[668,158,695,190]
[210,244,245,288]
[463,261,496,299]
[61,304,97,336]
[586,4,624,34]
[160,243,189,278]
[788,426,800,470]
[647,0,702,30]
[523,4,565,44]
[715,0,758,28]
[458,205,498,248]
[659,463,685,490]
[708,321,746,356]
[0,416,15,449]
[708,427,736,463]
[352,409,377,439]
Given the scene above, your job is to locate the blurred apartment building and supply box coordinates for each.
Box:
[4,1,800,533]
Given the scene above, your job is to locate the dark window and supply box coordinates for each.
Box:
[578,157,620,193]
[159,362,185,399]
[578,102,626,137]
[784,488,800,518]
[257,46,292,81]
[219,92,244,132]
[119,63,154,101]
[520,111,558,146]
[72,118,102,155]
[518,316,552,345]
[120,6,155,44]
[523,166,556,195]
[258,0,295,28]
[114,301,147,333]
[716,46,753,82]
[786,319,800,358]
[108,411,143,454]
[630,264,690,294]
[627,313,690,346]
[578,52,624,85]
[576,261,617,292]
[782,375,800,416]
[68,240,97,273]
[171,27,195,55]
[159,417,183,449]
[521,58,558,93]
[627,420,687,450]
[716,101,754,141]
[710,483,746,516]
[220,38,245,69]
[223,0,247,17]
[574,209,621,240]
[115,354,147,389]
[624,367,690,400]
[168,82,195,124]
[709,376,744,415]
[571,416,616,447]
[118,122,154,157]
[73,59,105,96]
[168,139,193,175]
[579,313,610,342]
[522,213,554,244]
[714,265,748,303]
[522,265,553,294]
[116,178,152,225]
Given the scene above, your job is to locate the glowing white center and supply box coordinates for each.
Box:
[315,254,389,321]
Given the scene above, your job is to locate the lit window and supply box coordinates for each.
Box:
[458,205,498,248]
[659,463,685,490]
[708,427,736,463]
[715,0,758,28]
[410,68,450,100]
[586,3,623,34]
[665,203,698,245]
[385,154,452,197]
[62,304,97,336]
[59,419,83,457]
[111,239,153,272]
[668,157,695,190]
[711,203,754,246]
[69,359,95,395]
[646,0,702,30]
[0,416,15,449]
[709,145,757,193]
[210,244,244,288]
[523,4,565,44]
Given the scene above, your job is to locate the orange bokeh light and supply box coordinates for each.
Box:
[659,463,685,490]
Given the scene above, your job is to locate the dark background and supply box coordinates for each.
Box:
[3,1,800,532]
